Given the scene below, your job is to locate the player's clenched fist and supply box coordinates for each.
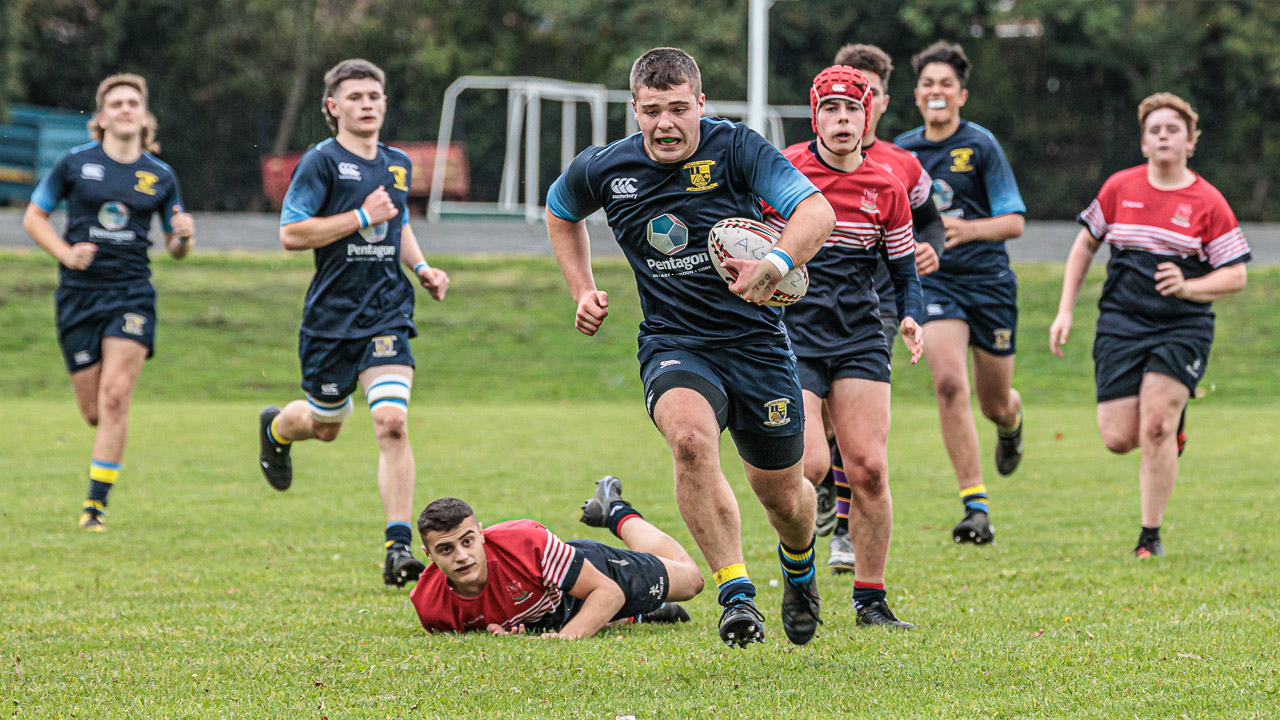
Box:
[360,185,398,225]
[61,242,98,270]
[723,257,780,305]
[575,290,609,335]
[914,241,939,276]
[170,205,196,241]
[417,265,449,301]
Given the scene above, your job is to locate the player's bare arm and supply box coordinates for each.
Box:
[941,212,1024,248]
[399,225,449,301]
[1049,228,1103,357]
[280,185,397,251]
[547,209,609,335]
[165,205,196,259]
[542,560,626,640]
[1155,261,1246,302]
[22,203,97,270]
[725,193,835,304]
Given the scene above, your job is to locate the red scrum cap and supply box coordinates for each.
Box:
[810,65,871,136]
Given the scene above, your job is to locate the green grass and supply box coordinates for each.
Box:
[1,250,1278,717]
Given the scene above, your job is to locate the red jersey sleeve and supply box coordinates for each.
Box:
[1201,189,1250,268]
[1079,172,1121,240]
[906,158,932,210]
[533,525,582,591]
[883,178,915,261]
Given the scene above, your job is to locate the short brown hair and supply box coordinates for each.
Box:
[322,59,386,134]
[630,47,701,98]
[911,41,970,87]
[1138,92,1201,153]
[417,497,476,538]
[834,44,893,87]
[90,73,160,154]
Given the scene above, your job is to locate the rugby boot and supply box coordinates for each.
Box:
[579,474,625,528]
[814,480,837,537]
[637,602,690,624]
[828,530,856,574]
[78,508,105,532]
[780,576,822,645]
[383,543,426,587]
[995,412,1024,476]
[718,596,765,648]
[1134,537,1164,559]
[258,406,293,491]
[952,508,995,544]
[855,598,914,630]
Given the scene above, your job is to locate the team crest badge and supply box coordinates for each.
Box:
[122,313,146,336]
[683,159,719,192]
[506,581,531,603]
[763,398,792,427]
[861,188,879,213]
[1171,203,1193,228]
[134,171,158,195]
[371,335,397,358]
[949,148,975,172]
[992,328,1013,351]
[388,165,409,191]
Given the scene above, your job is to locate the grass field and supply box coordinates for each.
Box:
[2,250,1278,718]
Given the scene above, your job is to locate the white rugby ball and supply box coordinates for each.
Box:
[707,217,809,306]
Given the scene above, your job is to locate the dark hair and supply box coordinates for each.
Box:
[910,41,970,87]
[630,47,702,97]
[417,497,475,537]
[321,58,386,134]
[834,44,893,87]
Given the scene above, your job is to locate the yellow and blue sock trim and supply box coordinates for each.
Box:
[86,459,120,512]
[778,536,816,587]
[385,521,413,549]
[714,563,756,606]
[960,484,988,513]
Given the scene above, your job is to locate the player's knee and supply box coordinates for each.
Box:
[933,374,970,405]
[98,383,131,417]
[308,395,353,433]
[373,412,408,444]
[845,454,888,495]
[802,454,829,487]
[313,422,343,442]
[669,428,716,469]
[977,396,1011,423]
[82,407,100,427]
[1139,412,1174,446]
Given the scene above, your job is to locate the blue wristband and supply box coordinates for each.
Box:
[768,248,794,271]
[354,208,371,229]
[413,261,430,274]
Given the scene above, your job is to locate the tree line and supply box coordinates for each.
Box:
[5,0,1277,220]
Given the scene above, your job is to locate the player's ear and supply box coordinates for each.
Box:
[697,93,706,114]
[958,87,969,107]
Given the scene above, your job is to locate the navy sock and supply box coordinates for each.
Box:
[1139,525,1161,544]
[853,581,887,609]
[606,501,641,539]
[384,521,413,548]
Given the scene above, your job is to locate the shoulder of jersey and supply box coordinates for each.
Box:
[1099,165,1148,195]
[872,140,916,163]
[959,121,1004,149]
[781,141,812,162]
[487,518,546,537]
[383,144,412,163]
[863,157,906,190]
[140,151,178,179]
[892,127,926,147]
[68,140,101,156]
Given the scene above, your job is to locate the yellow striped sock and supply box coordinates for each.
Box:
[960,484,988,500]
[88,463,119,483]
[713,563,748,586]
[779,543,813,564]
[270,416,291,445]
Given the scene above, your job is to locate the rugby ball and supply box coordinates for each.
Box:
[707,217,809,306]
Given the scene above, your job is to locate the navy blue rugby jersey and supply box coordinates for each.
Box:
[894,120,1024,277]
[281,138,415,339]
[546,117,820,347]
[31,141,182,288]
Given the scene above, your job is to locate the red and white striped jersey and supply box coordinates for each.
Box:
[865,139,933,210]
[764,142,917,356]
[410,519,582,633]
[1077,165,1250,334]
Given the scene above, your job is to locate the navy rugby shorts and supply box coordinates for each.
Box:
[299,328,416,402]
[796,344,893,398]
[921,270,1018,356]
[1093,332,1211,402]
[55,283,157,372]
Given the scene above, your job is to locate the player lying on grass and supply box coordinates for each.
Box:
[410,477,704,639]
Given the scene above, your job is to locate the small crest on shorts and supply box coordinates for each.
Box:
[74,351,92,365]
[372,335,397,358]
[992,328,1012,351]
[763,398,792,427]
[122,313,146,336]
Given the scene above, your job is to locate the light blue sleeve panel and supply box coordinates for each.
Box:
[736,125,819,219]
[977,128,1026,216]
[280,149,330,226]
[546,147,602,223]
[30,154,71,212]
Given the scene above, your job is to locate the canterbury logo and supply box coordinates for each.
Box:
[611,178,638,195]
